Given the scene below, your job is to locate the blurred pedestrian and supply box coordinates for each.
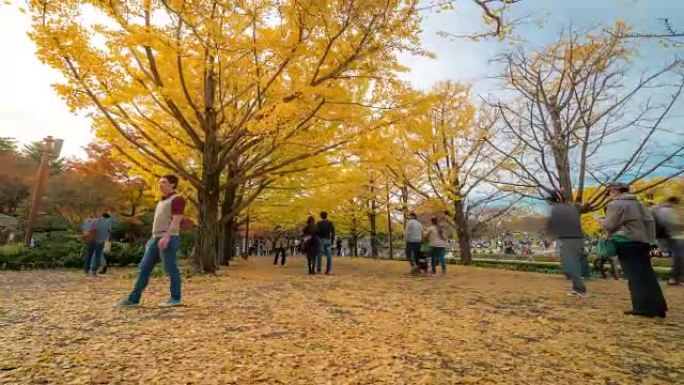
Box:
[423,217,447,276]
[316,212,335,274]
[272,225,287,266]
[653,196,683,286]
[545,191,588,297]
[303,216,319,275]
[404,212,423,272]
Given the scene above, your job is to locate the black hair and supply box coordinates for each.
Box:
[102,212,110,218]
[409,212,417,219]
[162,174,179,189]
[544,190,561,204]
[666,196,680,205]
[320,211,328,219]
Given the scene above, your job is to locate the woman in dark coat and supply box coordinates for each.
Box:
[603,183,667,318]
[303,216,319,275]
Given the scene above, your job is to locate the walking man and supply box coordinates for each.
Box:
[316,211,335,274]
[546,191,588,297]
[405,212,423,272]
[117,175,185,308]
[273,225,287,266]
[82,213,111,275]
[654,197,683,286]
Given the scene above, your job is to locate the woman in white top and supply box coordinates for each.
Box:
[424,217,447,275]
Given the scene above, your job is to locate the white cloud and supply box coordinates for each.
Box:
[0,6,92,158]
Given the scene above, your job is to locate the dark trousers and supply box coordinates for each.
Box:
[665,239,683,283]
[273,248,286,265]
[306,252,316,274]
[616,242,668,316]
[405,242,421,268]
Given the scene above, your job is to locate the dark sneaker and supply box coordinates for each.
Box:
[159,298,182,308]
[115,299,140,308]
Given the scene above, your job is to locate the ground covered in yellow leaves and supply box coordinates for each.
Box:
[1,257,683,385]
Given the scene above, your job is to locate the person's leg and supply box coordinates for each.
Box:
[99,251,107,274]
[160,236,182,302]
[616,244,638,311]
[307,253,315,274]
[90,242,105,274]
[593,257,605,279]
[580,253,590,279]
[281,248,287,265]
[560,238,587,294]
[438,247,446,273]
[405,244,414,268]
[83,243,95,274]
[631,243,668,315]
[430,247,437,275]
[128,238,160,303]
[411,243,421,269]
[617,242,666,315]
[316,239,323,273]
[273,248,279,265]
[323,240,333,274]
[669,239,683,283]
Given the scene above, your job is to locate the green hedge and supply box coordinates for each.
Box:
[0,229,198,270]
[381,254,672,280]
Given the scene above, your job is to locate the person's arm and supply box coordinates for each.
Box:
[159,197,185,250]
[603,203,623,234]
[331,222,335,244]
[640,203,656,242]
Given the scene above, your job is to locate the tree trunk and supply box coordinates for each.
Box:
[401,185,409,224]
[369,207,377,257]
[243,214,250,257]
[196,184,219,273]
[386,184,393,259]
[453,199,472,265]
[224,218,237,263]
[351,215,359,257]
[219,180,238,266]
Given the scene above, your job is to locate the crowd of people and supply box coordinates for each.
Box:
[94,174,680,320]
[546,183,682,318]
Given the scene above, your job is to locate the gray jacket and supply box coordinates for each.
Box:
[603,194,655,244]
[546,203,584,239]
[405,219,423,243]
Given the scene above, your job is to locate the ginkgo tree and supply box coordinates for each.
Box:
[28,0,426,272]
[389,81,514,264]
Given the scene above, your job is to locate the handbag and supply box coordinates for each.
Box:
[420,242,431,253]
[597,238,616,258]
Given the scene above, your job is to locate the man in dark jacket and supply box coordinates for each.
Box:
[546,191,588,297]
[316,212,335,274]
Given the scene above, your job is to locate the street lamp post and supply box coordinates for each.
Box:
[24,136,62,246]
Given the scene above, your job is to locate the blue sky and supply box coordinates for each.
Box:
[0,0,681,158]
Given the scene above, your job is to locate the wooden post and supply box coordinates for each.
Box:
[24,137,55,246]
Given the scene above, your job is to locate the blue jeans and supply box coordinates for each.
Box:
[83,242,104,274]
[559,238,587,294]
[317,238,333,273]
[431,247,446,274]
[128,236,181,303]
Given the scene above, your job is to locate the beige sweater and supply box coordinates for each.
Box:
[423,225,447,248]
